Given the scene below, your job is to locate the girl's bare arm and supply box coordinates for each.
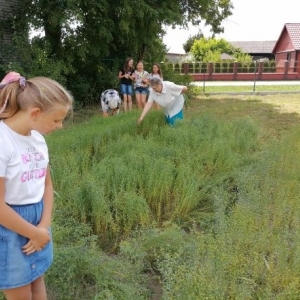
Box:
[0,178,50,251]
[38,167,54,229]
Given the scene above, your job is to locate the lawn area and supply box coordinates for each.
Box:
[188,93,300,139]
[3,92,300,300]
[196,83,300,94]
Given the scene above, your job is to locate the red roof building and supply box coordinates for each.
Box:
[272,23,300,73]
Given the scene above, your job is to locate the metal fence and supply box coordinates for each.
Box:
[167,60,298,74]
[162,61,300,83]
[191,80,300,95]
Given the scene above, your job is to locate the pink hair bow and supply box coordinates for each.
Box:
[0,71,26,89]
[0,72,26,114]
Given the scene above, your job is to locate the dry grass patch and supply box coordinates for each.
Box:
[257,94,300,115]
[195,93,300,115]
[188,94,300,143]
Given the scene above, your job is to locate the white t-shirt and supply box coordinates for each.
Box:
[147,81,184,118]
[134,70,150,88]
[149,73,163,80]
[0,120,49,205]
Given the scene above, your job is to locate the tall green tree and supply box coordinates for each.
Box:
[23,0,233,61]
[1,0,233,103]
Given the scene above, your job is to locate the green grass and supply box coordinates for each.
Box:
[2,93,300,300]
[192,84,300,94]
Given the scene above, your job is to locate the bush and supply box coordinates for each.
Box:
[47,111,259,248]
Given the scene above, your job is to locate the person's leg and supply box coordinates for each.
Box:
[32,276,47,300]
[166,110,183,126]
[128,95,133,111]
[123,94,128,111]
[120,84,127,112]
[3,284,32,300]
[135,91,142,109]
[140,92,147,108]
[127,85,133,111]
[165,115,171,125]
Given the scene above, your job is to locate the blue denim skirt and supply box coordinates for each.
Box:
[0,200,53,290]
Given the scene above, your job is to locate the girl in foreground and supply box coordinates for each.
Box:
[0,71,73,299]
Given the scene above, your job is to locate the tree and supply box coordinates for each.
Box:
[183,32,204,53]
[0,0,29,76]
[190,37,252,62]
[21,0,233,60]
[1,0,234,104]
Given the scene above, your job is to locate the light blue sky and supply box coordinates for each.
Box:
[163,0,300,54]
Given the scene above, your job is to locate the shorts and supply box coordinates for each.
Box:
[120,84,133,96]
[0,200,53,290]
[165,110,183,126]
[135,86,149,95]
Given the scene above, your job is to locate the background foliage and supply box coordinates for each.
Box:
[0,0,233,105]
[190,37,253,62]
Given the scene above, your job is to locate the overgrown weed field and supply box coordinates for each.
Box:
[2,93,300,300]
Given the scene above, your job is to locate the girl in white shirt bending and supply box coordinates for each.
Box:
[138,77,188,126]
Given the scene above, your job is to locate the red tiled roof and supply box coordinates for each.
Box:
[285,23,300,49]
[272,23,300,54]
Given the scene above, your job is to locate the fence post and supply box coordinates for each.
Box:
[283,60,289,79]
[253,61,257,93]
[258,61,263,80]
[183,63,189,75]
[202,70,206,94]
[233,61,238,80]
[208,62,213,80]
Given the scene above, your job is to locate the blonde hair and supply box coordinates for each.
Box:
[0,76,73,119]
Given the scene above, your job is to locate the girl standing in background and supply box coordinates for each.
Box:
[118,57,135,112]
[150,63,163,80]
[134,61,150,109]
[149,63,163,110]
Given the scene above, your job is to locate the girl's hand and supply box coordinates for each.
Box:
[22,227,50,255]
